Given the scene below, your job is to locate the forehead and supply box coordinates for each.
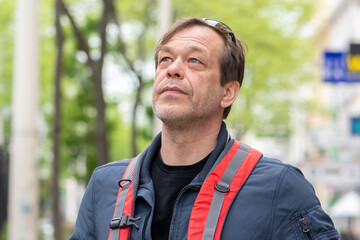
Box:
[161,25,225,54]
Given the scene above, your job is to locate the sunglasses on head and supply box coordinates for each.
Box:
[202,18,236,44]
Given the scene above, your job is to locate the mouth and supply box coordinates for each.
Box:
[161,86,185,94]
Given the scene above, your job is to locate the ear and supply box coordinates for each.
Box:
[220,81,240,109]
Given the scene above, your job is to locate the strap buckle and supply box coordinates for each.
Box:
[118,179,131,189]
[109,215,141,229]
[215,182,230,193]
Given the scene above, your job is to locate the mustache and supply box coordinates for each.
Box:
[155,78,192,95]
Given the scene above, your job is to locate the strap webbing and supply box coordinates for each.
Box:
[108,158,137,240]
[107,146,148,240]
[188,141,263,240]
[201,143,250,240]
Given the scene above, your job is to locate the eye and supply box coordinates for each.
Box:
[189,58,200,64]
[160,57,172,63]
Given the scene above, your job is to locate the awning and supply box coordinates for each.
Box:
[330,191,360,218]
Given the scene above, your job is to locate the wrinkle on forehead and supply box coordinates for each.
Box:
[171,26,222,44]
[158,44,210,58]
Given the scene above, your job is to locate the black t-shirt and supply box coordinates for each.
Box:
[150,151,209,240]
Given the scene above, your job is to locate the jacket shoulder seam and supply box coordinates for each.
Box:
[268,164,290,239]
[93,159,131,174]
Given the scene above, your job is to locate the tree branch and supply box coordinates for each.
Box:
[109,3,136,72]
[99,0,112,64]
[60,0,91,61]
[138,0,155,61]
[130,0,156,155]
[52,0,64,239]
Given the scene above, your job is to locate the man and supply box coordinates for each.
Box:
[70,17,340,239]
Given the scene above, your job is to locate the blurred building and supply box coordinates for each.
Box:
[244,0,360,238]
[300,0,360,237]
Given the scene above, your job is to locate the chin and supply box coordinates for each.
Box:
[155,110,184,122]
[154,108,193,126]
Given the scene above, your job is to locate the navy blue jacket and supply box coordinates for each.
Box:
[70,123,340,239]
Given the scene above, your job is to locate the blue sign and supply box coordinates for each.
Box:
[351,117,360,135]
[323,51,360,83]
[323,52,347,82]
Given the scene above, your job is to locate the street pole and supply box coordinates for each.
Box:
[8,0,40,239]
[155,0,172,134]
[157,0,173,37]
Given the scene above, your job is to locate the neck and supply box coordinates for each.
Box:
[160,120,222,166]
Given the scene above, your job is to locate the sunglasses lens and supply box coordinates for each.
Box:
[202,18,236,44]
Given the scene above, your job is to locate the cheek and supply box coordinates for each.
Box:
[154,69,162,81]
[190,80,207,102]
[195,75,221,100]
[153,69,169,100]
[155,68,167,85]
[153,70,163,88]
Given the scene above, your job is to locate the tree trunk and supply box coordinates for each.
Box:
[131,75,143,156]
[92,0,111,165]
[130,0,154,156]
[60,0,110,166]
[52,0,64,239]
[92,60,108,166]
[0,145,8,234]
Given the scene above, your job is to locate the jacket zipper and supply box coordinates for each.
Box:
[169,185,201,237]
[141,210,151,240]
[299,214,313,240]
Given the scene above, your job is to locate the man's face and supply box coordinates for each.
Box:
[152,25,226,126]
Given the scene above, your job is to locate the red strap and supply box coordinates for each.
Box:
[107,158,136,240]
[119,182,134,240]
[188,141,262,239]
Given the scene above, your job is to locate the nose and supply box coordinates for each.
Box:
[167,59,185,79]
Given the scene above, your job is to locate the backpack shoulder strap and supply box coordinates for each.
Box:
[108,146,148,240]
[188,140,263,240]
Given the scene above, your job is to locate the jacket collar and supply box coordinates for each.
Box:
[138,121,230,187]
[194,121,229,183]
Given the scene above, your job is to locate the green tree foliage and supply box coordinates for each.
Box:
[59,26,99,182]
[55,0,157,182]
[0,0,15,140]
[173,0,314,138]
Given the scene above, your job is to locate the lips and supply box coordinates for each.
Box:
[161,86,185,94]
